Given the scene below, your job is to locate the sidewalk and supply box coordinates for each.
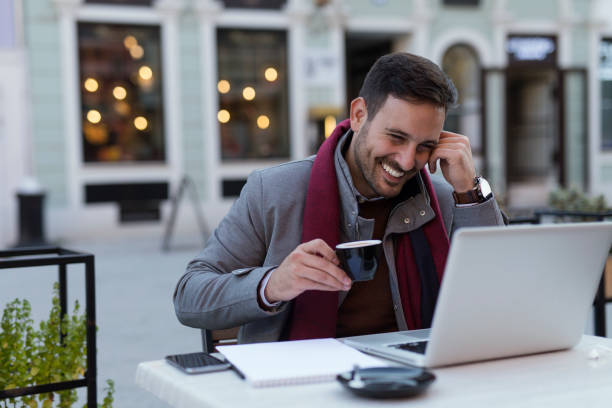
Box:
[81,231,202,407]
[1,227,203,407]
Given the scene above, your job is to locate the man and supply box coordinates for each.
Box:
[173,52,504,344]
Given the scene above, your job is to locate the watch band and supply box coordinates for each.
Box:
[452,176,491,204]
[453,187,481,204]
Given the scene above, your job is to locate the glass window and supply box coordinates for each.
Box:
[217,29,289,160]
[78,23,165,163]
[601,39,612,150]
[442,44,482,154]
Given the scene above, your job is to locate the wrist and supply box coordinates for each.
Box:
[452,176,492,204]
[259,269,281,309]
[263,285,278,304]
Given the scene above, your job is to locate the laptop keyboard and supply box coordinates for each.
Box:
[390,341,428,354]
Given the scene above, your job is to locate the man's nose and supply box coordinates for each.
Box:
[396,146,416,171]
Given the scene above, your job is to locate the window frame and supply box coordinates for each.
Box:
[77,21,167,164]
[216,27,290,161]
[206,9,306,203]
[57,2,182,209]
[601,37,612,151]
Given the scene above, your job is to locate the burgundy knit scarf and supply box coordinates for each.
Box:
[287,119,449,340]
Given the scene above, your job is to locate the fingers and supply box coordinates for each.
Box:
[266,239,353,302]
[428,131,476,192]
[300,238,340,265]
[301,279,347,293]
[293,242,351,287]
[295,265,351,291]
[428,145,471,173]
[439,130,469,141]
[429,132,472,173]
[300,239,351,286]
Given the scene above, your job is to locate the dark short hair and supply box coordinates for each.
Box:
[358,52,458,119]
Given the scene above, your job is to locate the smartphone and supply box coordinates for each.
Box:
[165,352,231,374]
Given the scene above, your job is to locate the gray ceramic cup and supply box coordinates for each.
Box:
[335,239,382,282]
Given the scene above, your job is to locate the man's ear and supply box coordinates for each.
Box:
[349,97,368,133]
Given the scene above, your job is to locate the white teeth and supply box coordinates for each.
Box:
[382,162,404,178]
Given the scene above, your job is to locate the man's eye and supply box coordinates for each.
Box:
[417,145,434,152]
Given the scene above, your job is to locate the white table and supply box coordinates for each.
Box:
[136,335,612,408]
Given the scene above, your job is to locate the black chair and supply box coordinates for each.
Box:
[202,327,240,353]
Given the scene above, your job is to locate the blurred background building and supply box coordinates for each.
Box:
[1,0,612,248]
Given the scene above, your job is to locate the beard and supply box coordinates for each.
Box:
[352,121,416,199]
[353,121,383,197]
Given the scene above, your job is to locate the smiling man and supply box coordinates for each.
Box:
[174,53,505,343]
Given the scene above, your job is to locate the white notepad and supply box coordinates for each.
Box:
[217,338,386,387]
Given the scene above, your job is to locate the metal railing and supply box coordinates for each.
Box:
[0,247,97,407]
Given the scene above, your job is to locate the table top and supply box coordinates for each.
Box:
[136,335,612,408]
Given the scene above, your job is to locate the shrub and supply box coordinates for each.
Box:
[0,283,113,408]
[548,187,608,213]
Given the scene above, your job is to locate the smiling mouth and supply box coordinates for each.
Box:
[381,162,405,179]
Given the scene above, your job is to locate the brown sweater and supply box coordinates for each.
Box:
[335,198,399,337]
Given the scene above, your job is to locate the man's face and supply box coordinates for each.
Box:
[346,95,445,199]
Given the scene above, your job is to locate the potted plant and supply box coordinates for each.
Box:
[0,283,114,408]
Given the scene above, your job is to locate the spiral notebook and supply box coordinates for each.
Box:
[217,338,385,387]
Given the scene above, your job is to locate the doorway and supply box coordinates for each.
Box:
[345,33,394,113]
[505,69,560,207]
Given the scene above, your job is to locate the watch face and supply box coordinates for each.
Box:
[479,177,492,199]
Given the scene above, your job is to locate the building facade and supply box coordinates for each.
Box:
[1,0,611,247]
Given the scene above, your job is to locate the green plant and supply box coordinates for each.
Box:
[549,189,612,254]
[549,187,608,214]
[0,283,114,408]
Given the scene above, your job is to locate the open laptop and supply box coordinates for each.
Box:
[342,222,612,368]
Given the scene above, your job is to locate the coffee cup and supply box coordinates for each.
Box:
[335,239,382,282]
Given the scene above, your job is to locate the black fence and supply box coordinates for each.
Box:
[510,209,612,337]
[0,247,97,407]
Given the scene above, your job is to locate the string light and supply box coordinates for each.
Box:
[134,116,148,130]
[139,66,153,80]
[114,101,130,115]
[87,110,102,124]
[84,78,99,92]
[257,115,270,129]
[113,86,127,100]
[83,122,108,145]
[130,45,144,59]
[264,67,278,82]
[217,109,230,123]
[217,80,231,94]
[242,86,255,101]
[123,35,138,49]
